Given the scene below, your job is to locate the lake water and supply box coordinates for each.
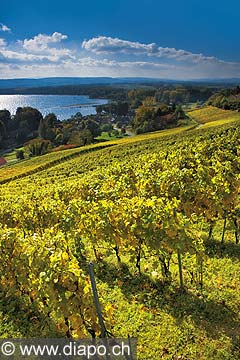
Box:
[0,94,108,120]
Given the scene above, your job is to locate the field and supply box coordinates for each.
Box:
[0,125,194,183]
[0,114,240,359]
[187,105,240,125]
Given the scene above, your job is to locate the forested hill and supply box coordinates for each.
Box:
[0,77,156,89]
[0,77,239,91]
[208,86,240,110]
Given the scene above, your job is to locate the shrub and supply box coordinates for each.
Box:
[25,139,52,157]
[16,149,25,160]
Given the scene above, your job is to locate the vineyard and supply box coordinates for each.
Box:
[188,105,240,126]
[0,119,240,359]
[0,126,194,184]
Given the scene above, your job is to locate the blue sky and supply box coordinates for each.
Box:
[0,0,239,79]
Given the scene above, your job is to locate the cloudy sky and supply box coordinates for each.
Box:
[0,0,239,79]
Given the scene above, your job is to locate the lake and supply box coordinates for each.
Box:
[0,94,108,120]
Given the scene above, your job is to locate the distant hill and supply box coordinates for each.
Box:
[0,77,239,90]
[0,77,130,89]
[0,77,160,89]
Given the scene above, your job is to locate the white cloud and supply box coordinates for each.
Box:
[22,32,68,53]
[0,55,239,80]
[82,36,230,64]
[0,32,239,79]
[0,59,176,79]
[0,49,64,63]
[0,23,11,32]
[0,38,6,47]
[82,36,158,55]
[5,32,76,62]
[76,57,176,70]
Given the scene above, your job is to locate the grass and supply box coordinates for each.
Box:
[3,150,17,162]
[183,102,200,111]
[1,223,239,359]
[91,220,240,359]
[1,147,25,163]
[96,131,127,141]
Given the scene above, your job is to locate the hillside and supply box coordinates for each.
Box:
[188,105,240,127]
[0,126,194,183]
[208,86,240,111]
[1,105,239,184]
[0,77,239,90]
[0,77,154,89]
[0,116,240,359]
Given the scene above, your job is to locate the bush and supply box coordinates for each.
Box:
[16,149,25,160]
[25,139,52,157]
[111,129,119,137]
[101,123,113,132]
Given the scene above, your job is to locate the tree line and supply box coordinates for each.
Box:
[208,86,240,110]
[0,107,104,156]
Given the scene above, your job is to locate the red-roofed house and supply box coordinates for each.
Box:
[0,157,7,166]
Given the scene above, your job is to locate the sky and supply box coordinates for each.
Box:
[0,0,239,80]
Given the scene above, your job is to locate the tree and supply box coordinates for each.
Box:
[132,105,155,132]
[0,110,11,129]
[83,119,101,138]
[38,119,47,138]
[71,112,82,120]
[62,128,71,144]
[0,120,6,147]
[116,102,129,116]
[55,133,64,146]
[14,107,43,132]
[45,127,56,142]
[132,103,177,134]
[158,103,170,115]
[96,105,103,114]
[79,129,93,146]
[112,129,119,137]
[44,113,58,128]
[174,105,186,120]
[100,123,113,133]
[38,113,58,142]
[130,99,142,109]
[142,97,156,107]
[16,126,30,144]
[25,139,52,157]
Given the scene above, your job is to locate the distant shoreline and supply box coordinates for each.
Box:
[0,94,108,120]
[62,103,99,108]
